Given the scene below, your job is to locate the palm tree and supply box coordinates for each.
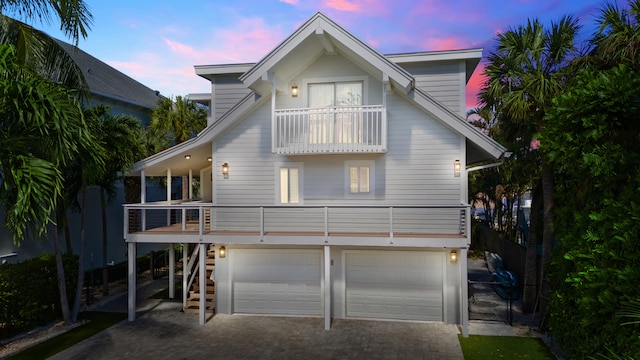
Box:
[149,96,207,199]
[0,43,98,324]
[479,16,580,319]
[0,0,92,91]
[150,96,207,146]
[591,0,640,70]
[91,105,145,296]
[1,0,96,326]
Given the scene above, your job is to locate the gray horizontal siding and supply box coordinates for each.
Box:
[214,83,252,120]
[210,76,464,234]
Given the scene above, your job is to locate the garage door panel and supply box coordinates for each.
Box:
[233,249,322,316]
[346,251,443,321]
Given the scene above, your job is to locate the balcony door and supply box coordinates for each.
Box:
[308,82,363,145]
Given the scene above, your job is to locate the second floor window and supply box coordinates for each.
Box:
[279,166,300,204]
[308,81,363,145]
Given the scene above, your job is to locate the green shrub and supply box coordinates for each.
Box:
[0,254,77,340]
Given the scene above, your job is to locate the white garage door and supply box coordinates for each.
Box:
[346,251,443,321]
[233,249,322,315]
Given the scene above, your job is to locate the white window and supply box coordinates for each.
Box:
[345,160,374,198]
[277,164,302,204]
[349,165,369,193]
[308,81,363,145]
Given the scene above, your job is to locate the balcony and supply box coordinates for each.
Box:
[273,105,387,155]
[124,203,470,248]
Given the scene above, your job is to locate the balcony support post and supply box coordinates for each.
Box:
[169,243,175,299]
[260,207,265,242]
[127,242,136,321]
[389,206,394,244]
[166,168,172,226]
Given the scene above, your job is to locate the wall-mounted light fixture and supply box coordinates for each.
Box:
[207,157,212,162]
[291,85,298,97]
[222,162,229,179]
[184,154,191,160]
[454,160,461,177]
[219,245,226,259]
[450,250,458,263]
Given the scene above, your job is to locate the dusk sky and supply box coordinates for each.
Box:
[32,0,625,109]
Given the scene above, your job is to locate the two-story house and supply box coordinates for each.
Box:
[123,12,506,336]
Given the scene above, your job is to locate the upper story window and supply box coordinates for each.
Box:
[308,82,364,145]
[308,81,363,107]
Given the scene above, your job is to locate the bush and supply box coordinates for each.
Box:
[0,254,77,340]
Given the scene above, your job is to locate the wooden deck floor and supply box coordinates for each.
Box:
[133,224,463,238]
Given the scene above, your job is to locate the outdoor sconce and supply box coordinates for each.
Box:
[450,250,458,264]
[184,154,191,160]
[453,160,461,177]
[207,157,212,162]
[291,85,298,97]
[222,162,229,179]
[219,246,226,259]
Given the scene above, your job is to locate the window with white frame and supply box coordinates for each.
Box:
[345,160,374,197]
[308,81,363,145]
[278,164,302,204]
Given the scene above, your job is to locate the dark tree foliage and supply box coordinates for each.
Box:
[542,65,640,359]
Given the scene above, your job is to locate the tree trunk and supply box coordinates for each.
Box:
[100,187,109,296]
[539,161,555,328]
[63,211,72,255]
[522,182,542,313]
[71,186,87,323]
[52,213,71,324]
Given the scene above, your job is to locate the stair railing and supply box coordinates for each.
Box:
[183,245,201,308]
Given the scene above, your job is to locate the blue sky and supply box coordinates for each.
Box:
[31,0,625,107]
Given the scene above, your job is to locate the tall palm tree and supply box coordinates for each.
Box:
[0,0,92,91]
[150,96,207,146]
[591,0,640,70]
[479,16,581,319]
[149,96,207,199]
[0,43,98,324]
[91,105,145,296]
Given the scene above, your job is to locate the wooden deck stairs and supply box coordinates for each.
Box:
[183,244,215,314]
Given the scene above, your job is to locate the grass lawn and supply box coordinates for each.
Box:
[459,334,556,360]
[7,312,126,360]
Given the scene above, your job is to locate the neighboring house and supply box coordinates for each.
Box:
[124,12,506,336]
[0,39,163,267]
[56,39,163,125]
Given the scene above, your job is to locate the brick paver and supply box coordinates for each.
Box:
[50,298,464,360]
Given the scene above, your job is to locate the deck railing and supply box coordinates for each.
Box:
[273,105,387,154]
[124,203,469,240]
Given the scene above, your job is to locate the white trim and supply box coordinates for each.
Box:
[344,160,375,199]
[274,162,304,205]
[302,75,369,106]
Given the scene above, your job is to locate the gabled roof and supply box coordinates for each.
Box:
[130,12,506,177]
[240,12,414,95]
[56,39,163,110]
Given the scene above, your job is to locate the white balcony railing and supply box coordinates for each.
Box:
[273,105,387,154]
[124,204,469,241]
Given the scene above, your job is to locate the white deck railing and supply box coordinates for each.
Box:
[124,204,469,240]
[273,105,387,154]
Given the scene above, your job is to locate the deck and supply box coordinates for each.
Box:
[125,203,470,247]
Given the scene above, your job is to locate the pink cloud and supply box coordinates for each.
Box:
[423,37,468,51]
[164,38,200,59]
[279,0,298,3]
[324,0,361,12]
[466,64,487,109]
